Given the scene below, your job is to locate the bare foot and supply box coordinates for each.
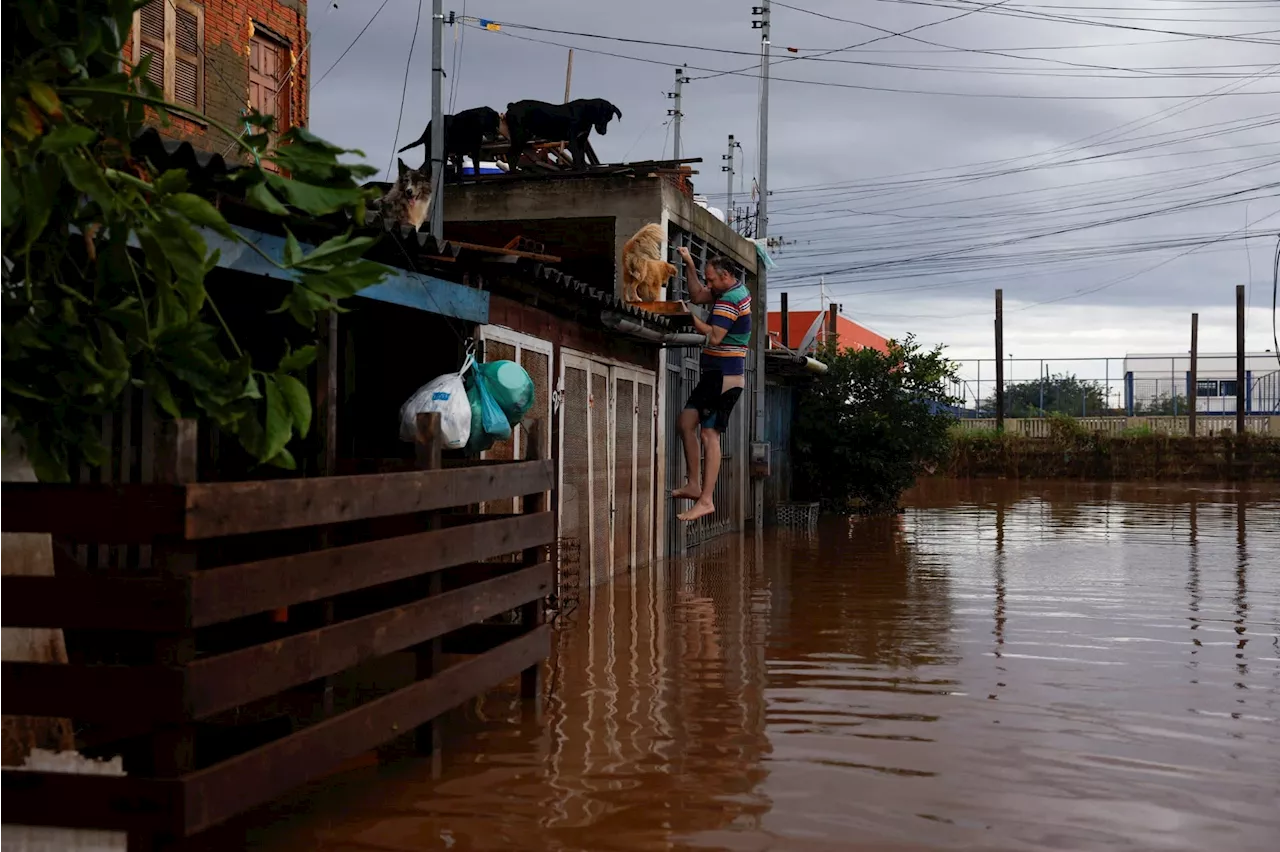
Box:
[670,484,701,500]
[678,499,715,522]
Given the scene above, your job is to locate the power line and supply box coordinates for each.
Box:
[312,0,394,89]
[472,23,1280,99]
[387,0,424,179]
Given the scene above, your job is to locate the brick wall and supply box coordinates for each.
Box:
[123,0,308,156]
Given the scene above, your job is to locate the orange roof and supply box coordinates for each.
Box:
[767,310,889,354]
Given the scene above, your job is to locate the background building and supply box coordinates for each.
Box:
[125,0,309,151]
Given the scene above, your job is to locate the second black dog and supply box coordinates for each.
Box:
[399,105,502,178]
[504,97,622,171]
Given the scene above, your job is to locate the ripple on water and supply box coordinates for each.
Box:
[204,481,1280,852]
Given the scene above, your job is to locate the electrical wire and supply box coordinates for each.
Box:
[386,0,424,179]
[312,0,394,89]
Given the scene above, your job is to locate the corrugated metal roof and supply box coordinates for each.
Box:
[509,258,674,328]
[130,126,239,180]
[128,128,675,332]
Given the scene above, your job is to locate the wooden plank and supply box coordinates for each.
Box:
[1,484,184,541]
[181,625,551,836]
[1,576,190,631]
[183,459,554,538]
[413,412,445,757]
[187,511,555,625]
[1,770,182,834]
[1,662,187,724]
[186,562,553,719]
[448,239,562,264]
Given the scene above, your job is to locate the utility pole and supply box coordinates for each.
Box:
[428,0,444,244]
[751,1,770,527]
[995,289,1005,431]
[668,67,689,160]
[723,134,738,224]
[1189,312,1198,437]
[564,49,574,102]
[1236,283,1246,433]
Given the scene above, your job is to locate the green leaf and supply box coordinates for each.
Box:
[276,374,311,439]
[266,447,297,470]
[278,344,316,373]
[146,369,182,418]
[246,180,289,215]
[63,155,114,212]
[262,376,292,462]
[19,160,59,250]
[27,81,64,120]
[242,374,262,400]
[265,173,357,216]
[40,124,97,154]
[283,228,303,267]
[153,169,190,195]
[1,156,18,230]
[1,378,51,402]
[297,233,379,271]
[166,192,236,240]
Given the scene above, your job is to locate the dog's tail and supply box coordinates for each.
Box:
[612,105,623,121]
[622,224,664,283]
[398,124,430,154]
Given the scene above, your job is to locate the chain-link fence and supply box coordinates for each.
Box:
[947,355,1280,418]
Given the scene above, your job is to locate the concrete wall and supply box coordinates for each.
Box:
[443,175,759,299]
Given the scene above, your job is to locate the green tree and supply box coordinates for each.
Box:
[1135,392,1190,415]
[3,0,386,480]
[792,335,960,513]
[981,372,1108,417]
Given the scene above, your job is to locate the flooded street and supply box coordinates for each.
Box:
[228,481,1280,851]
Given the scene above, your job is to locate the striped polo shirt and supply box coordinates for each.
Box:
[701,283,752,376]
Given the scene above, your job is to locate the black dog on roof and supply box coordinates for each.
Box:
[503,97,622,172]
[398,105,502,179]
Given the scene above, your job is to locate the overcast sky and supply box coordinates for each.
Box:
[306,0,1280,364]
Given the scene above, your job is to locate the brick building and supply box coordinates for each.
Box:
[124,0,309,153]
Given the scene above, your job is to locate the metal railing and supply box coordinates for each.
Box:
[946,357,1280,418]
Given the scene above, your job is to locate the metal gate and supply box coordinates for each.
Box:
[664,225,749,554]
[478,326,553,514]
[560,350,657,589]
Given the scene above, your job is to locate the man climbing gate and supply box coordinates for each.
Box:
[671,245,752,523]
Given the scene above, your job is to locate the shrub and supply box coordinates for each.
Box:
[792,335,960,514]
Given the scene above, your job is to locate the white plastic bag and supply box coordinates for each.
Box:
[398,355,473,448]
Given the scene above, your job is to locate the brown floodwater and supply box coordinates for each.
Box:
[215,480,1280,851]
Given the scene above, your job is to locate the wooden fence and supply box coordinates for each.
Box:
[955,415,1277,437]
[1,414,554,848]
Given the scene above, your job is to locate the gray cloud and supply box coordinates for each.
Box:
[307,0,1280,361]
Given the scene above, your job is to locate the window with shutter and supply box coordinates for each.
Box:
[173,5,201,108]
[138,0,165,92]
[132,0,203,110]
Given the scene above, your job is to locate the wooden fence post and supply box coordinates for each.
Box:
[413,412,444,756]
[779,292,789,349]
[133,418,198,848]
[1236,284,1246,434]
[995,289,1005,432]
[1189,313,1198,437]
[519,418,547,702]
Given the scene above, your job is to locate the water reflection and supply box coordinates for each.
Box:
[218,481,1279,852]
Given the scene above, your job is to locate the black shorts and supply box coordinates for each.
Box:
[684,371,743,433]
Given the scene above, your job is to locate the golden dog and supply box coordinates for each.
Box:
[621,223,676,303]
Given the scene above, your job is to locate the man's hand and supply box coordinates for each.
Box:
[677,246,693,264]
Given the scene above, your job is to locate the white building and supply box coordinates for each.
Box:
[1123,351,1280,414]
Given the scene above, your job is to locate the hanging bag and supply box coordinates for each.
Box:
[398,353,474,448]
